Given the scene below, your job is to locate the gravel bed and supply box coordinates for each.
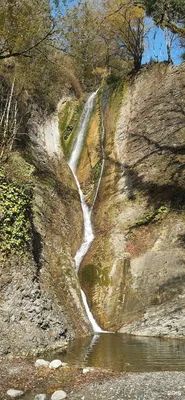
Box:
[68,372,185,400]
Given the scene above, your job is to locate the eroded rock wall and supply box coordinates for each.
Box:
[80,62,185,337]
[0,111,91,357]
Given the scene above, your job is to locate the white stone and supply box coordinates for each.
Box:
[7,389,24,398]
[51,390,67,400]
[49,359,62,369]
[34,395,47,400]
[82,367,95,374]
[35,359,49,368]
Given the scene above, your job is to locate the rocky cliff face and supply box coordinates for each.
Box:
[0,110,91,357]
[79,62,185,337]
[2,62,185,358]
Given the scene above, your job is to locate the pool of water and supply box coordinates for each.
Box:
[52,333,185,372]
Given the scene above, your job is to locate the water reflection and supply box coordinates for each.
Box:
[53,333,185,372]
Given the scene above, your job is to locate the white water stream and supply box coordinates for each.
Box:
[68,90,104,333]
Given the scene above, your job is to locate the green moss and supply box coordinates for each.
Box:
[59,98,86,159]
[134,205,169,227]
[110,81,126,123]
[0,169,33,258]
[93,161,102,183]
[2,152,35,184]
[58,101,71,133]
[81,263,110,288]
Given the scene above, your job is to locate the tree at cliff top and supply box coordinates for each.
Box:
[60,1,110,88]
[143,0,185,37]
[61,0,146,89]
[103,0,145,71]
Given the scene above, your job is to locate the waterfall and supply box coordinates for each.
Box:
[69,89,99,171]
[68,90,104,333]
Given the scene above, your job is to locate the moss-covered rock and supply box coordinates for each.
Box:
[59,97,86,159]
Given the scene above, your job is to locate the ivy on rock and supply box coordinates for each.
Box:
[0,169,33,258]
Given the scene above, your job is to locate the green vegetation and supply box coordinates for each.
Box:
[0,169,32,258]
[135,205,169,227]
[93,161,102,183]
[143,0,185,37]
[0,0,185,262]
[59,98,85,159]
[1,0,185,160]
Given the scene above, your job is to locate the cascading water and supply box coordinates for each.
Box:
[68,90,104,333]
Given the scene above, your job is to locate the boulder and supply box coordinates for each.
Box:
[49,360,62,369]
[7,389,24,398]
[34,395,47,400]
[35,359,49,368]
[51,390,67,400]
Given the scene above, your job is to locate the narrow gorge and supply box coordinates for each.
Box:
[1,62,185,359]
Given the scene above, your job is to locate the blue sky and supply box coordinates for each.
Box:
[51,1,183,66]
[143,19,182,65]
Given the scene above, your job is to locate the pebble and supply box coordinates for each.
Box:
[34,395,47,400]
[7,389,24,398]
[49,360,62,369]
[82,367,95,374]
[51,390,67,400]
[35,359,50,368]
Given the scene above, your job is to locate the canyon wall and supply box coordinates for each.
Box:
[0,109,92,357]
[79,62,185,337]
[2,61,185,359]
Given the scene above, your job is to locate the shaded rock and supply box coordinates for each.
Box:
[51,390,67,400]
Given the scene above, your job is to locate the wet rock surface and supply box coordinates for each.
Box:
[79,62,185,336]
